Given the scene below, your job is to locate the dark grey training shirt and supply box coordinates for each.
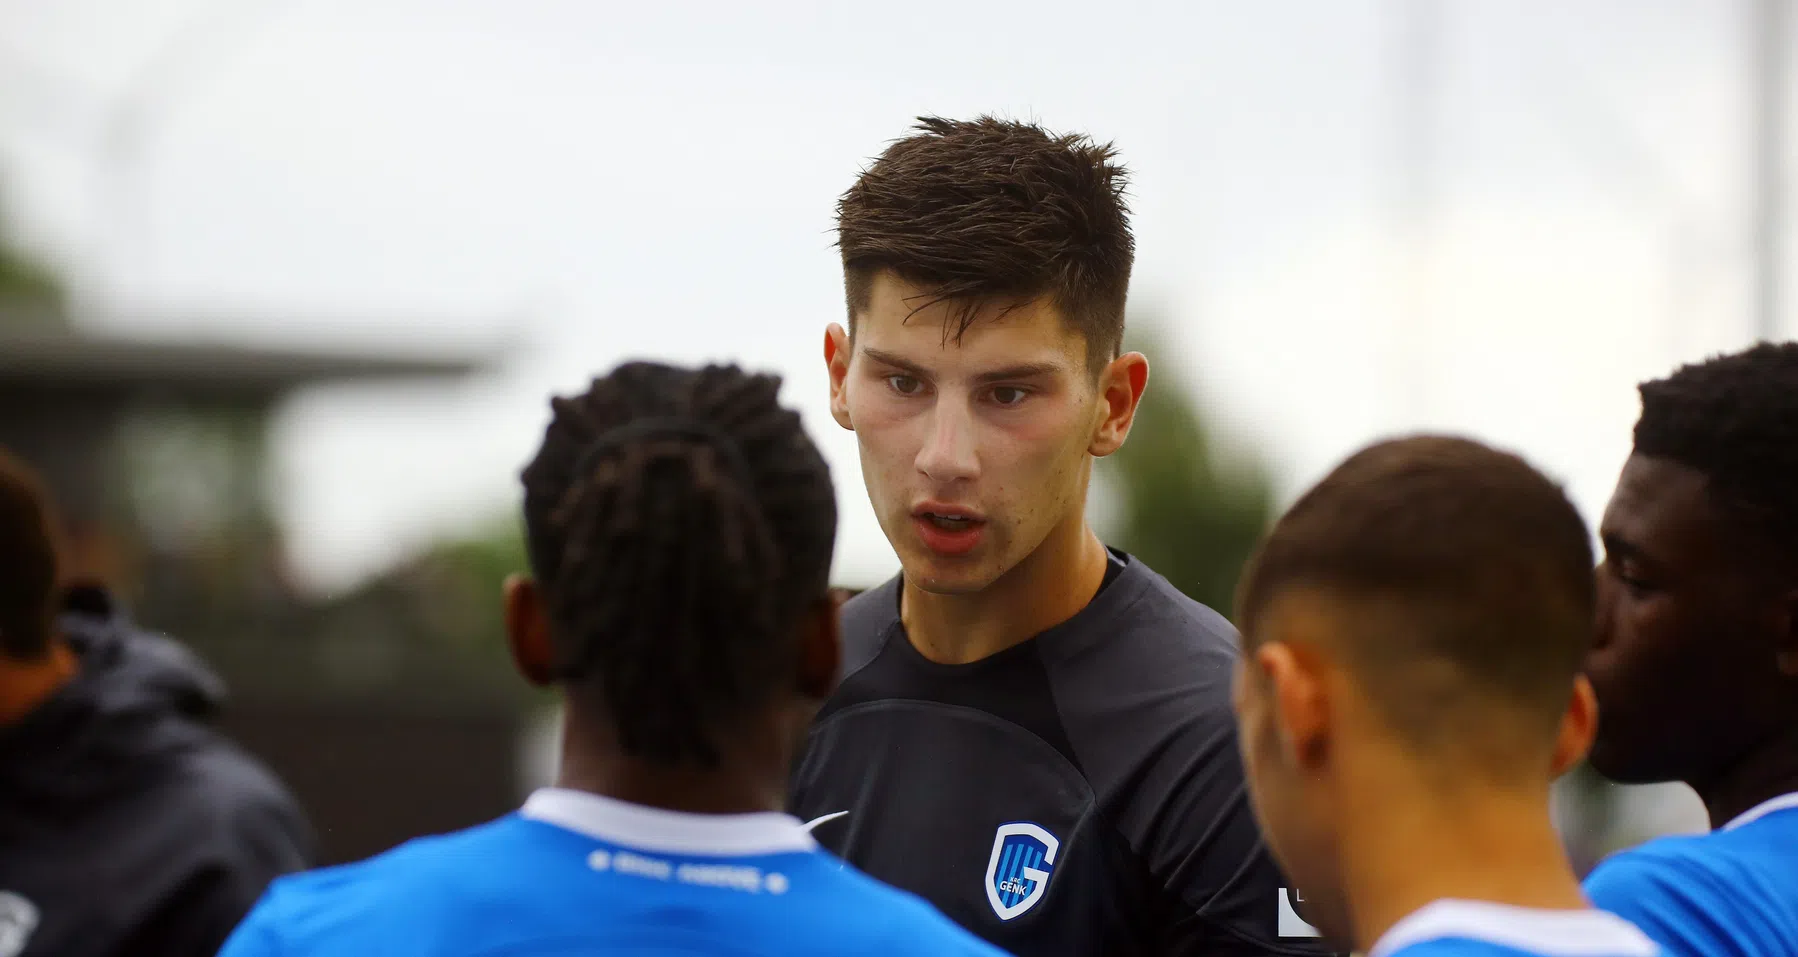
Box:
[789,550,1336,957]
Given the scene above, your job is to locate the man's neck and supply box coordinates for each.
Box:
[1696,719,1798,829]
[552,704,790,816]
[1340,772,1588,954]
[0,638,78,728]
[901,514,1110,665]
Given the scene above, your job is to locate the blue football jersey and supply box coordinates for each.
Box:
[1585,791,1798,957]
[218,788,1012,956]
[1367,899,1661,957]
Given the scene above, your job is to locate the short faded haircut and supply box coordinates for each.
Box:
[1236,436,1595,761]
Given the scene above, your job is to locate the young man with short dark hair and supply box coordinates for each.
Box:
[1232,435,1661,957]
[790,115,1333,956]
[0,448,311,957]
[1582,343,1798,956]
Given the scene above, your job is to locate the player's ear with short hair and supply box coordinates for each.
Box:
[1262,642,1330,771]
[1087,351,1148,458]
[1550,675,1598,778]
[824,324,854,432]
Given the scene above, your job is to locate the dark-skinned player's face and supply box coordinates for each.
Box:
[1587,453,1791,786]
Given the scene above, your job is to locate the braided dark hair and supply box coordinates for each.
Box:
[520,362,837,766]
[1634,341,1798,562]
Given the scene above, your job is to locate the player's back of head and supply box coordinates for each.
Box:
[0,447,62,661]
[836,114,1133,373]
[1237,434,1595,777]
[518,360,838,766]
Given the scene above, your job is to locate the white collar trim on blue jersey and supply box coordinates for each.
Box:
[1721,790,1798,832]
[520,788,818,857]
[1368,899,1659,957]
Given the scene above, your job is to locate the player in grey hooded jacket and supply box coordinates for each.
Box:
[0,585,312,957]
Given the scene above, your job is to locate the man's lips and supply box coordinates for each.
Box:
[911,503,987,556]
[912,502,986,524]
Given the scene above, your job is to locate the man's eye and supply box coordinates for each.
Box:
[887,375,923,396]
[1608,560,1655,595]
[991,386,1028,407]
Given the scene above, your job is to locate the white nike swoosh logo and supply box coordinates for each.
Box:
[801,810,849,833]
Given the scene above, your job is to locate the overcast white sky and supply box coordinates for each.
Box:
[0,0,1783,593]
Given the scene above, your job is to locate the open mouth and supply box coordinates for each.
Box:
[906,503,992,557]
[910,504,988,556]
[920,511,982,531]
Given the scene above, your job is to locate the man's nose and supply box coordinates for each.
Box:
[915,399,980,483]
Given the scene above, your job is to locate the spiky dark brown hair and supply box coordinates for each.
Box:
[836,115,1134,373]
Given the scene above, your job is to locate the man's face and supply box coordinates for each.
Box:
[826,273,1110,594]
[1587,453,1786,786]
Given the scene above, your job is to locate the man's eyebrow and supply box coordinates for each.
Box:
[858,350,1067,384]
[1600,532,1647,563]
[973,362,1064,385]
[859,349,931,378]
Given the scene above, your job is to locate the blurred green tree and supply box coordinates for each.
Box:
[0,198,65,314]
[1100,324,1275,617]
[407,518,532,655]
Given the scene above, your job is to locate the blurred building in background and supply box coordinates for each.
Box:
[0,236,541,864]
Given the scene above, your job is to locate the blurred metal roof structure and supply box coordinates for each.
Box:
[0,313,491,396]
[0,310,498,530]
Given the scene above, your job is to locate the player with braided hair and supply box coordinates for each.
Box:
[220,360,1009,957]
[1582,342,1798,957]
[517,361,838,772]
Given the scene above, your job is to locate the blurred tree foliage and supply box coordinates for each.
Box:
[1101,324,1275,618]
[171,516,538,708]
[302,516,530,661]
[0,199,65,314]
[397,517,532,656]
[0,249,63,312]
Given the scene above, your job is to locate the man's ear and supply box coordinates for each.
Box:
[1774,587,1798,677]
[1552,674,1600,777]
[504,573,556,688]
[825,323,854,432]
[1089,351,1150,457]
[797,590,846,701]
[1259,641,1331,772]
